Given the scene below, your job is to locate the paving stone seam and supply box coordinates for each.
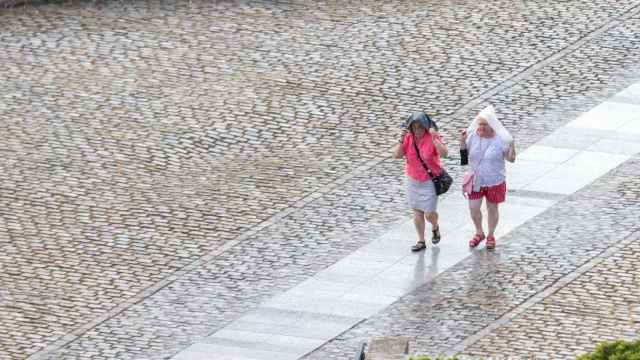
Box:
[19,4,640,359]
[444,229,640,357]
[449,2,640,121]
[538,304,640,325]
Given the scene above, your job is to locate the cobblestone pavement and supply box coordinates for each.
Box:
[305,154,640,359]
[1,0,640,359]
[458,231,640,359]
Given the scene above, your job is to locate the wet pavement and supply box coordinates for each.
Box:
[175,84,640,360]
[1,1,640,359]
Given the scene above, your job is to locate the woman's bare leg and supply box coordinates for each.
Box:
[413,209,426,243]
[469,198,484,235]
[486,201,499,237]
[425,211,439,230]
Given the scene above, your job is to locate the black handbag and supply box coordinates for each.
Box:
[412,136,452,196]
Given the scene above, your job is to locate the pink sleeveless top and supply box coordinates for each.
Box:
[402,133,443,182]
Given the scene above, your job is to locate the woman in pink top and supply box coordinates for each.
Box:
[393,112,448,252]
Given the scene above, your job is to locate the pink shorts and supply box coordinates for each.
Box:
[467,182,506,203]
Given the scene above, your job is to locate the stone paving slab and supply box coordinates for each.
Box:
[611,82,640,105]
[207,329,326,355]
[173,342,298,360]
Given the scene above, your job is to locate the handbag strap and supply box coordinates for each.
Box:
[412,134,437,179]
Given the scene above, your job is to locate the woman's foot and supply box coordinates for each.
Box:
[431,226,441,244]
[469,233,485,248]
[486,236,496,250]
[411,241,426,252]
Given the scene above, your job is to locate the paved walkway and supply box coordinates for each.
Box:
[173,84,640,359]
[1,1,640,360]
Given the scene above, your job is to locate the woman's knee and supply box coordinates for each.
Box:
[468,201,482,213]
[424,211,437,221]
[486,202,499,214]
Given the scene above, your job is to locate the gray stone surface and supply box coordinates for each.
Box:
[367,337,409,356]
[303,155,640,359]
[611,83,640,105]
[1,0,640,360]
[458,233,640,359]
[173,342,298,360]
[205,330,325,355]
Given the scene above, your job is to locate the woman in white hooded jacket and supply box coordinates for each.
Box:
[459,105,516,250]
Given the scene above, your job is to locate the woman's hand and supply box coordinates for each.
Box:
[431,129,448,158]
[393,129,407,159]
[505,140,516,163]
[459,129,467,149]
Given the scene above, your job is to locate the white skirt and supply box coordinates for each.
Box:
[406,177,438,213]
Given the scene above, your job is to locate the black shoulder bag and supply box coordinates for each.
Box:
[412,136,452,196]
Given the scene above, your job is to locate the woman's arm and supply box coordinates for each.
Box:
[459,129,468,165]
[505,141,516,163]
[393,131,406,159]
[431,129,448,158]
[393,143,405,159]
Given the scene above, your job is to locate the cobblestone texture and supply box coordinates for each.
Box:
[1,0,640,359]
[304,156,640,360]
[41,160,410,360]
[461,234,640,359]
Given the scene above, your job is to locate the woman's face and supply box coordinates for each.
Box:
[476,117,493,138]
[411,122,426,138]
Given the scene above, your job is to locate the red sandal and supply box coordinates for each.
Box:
[486,236,496,250]
[469,233,485,248]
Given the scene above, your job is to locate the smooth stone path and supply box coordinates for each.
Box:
[171,82,640,360]
[366,337,409,360]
